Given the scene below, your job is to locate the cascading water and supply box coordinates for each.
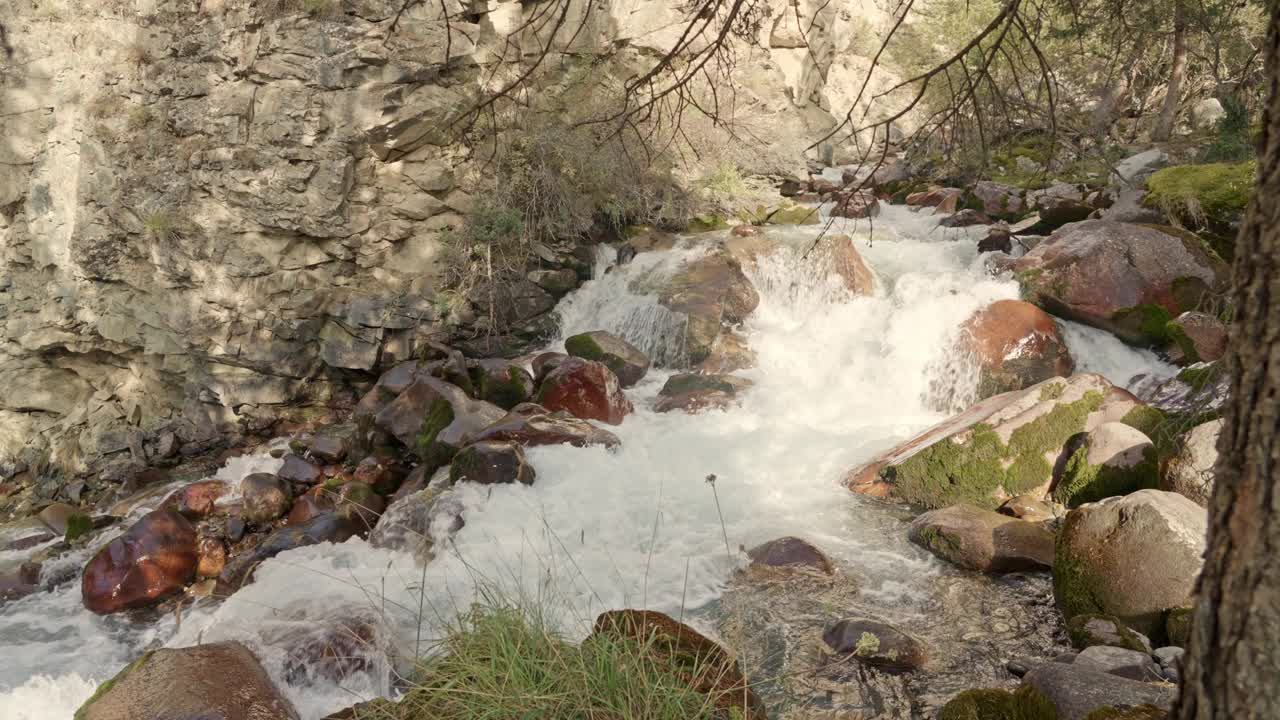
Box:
[0,205,1177,720]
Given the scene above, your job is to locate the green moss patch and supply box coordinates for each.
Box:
[472,366,533,410]
[885,391,1104,509]
[64,513,93,542]
[687,214,730,233]
[1082,705,1166,720]
[938,685,1058,720]
[1066,614,1150,653]
[1146,161,1255,228]
[75,651,155,720]
[1110,304,1174,346]
[1053,445,1158,508]
[416,398,458,469]
[1165,607,1194,648]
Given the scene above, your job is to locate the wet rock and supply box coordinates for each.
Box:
[1073,645,1162,682]
[196,535,227,579]
[907,186,962,208]
[1021,662,1175,720]
[1161,419,1221,507]
[698,330,756,374]
[564,330,651,388]
[38,502,90,539]
[75,641,300,720]
[471,402,621,449]
[531,351,567,384]
[336,481,386,531]
[1067,614,1153,653]
[971,181,1026,217]
[1011,220,1228,346]
[977,224,1014,254]
[536,357,633,425]
[746,536,833,574]
[369,486,461,562]
[847,374,1140,509]
[351,455,406,495]
[909,504,1054,573]
[731,223,763,237]
[822,618,927,672]
[0,568,37,602]
[219,512,363,591]
[830,190,880,219]
[1052,422,1157,508]
[1133,361,1229,417]
[657,249,760,366]
[241,473,293,524]
[1165,311,1227,364]
[469,359,537,409]
[287,492,334,525]
[273,612,383,686]
[375,376,507,469]
[959,299,1074,399]
[449,441,535,486]
[825,234,877,295]
[654,373,753,413]
[998,494,1057,522]
[306,435,349,464]
[225,516,246,543]
[163,480,229,519]
[592,610,767,720]
[82,510,198,614]
[939,208,991,228]
[1054,490,1207,640]
[278,454,323,485]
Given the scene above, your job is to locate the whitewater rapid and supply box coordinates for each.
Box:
[0,205,1177,720]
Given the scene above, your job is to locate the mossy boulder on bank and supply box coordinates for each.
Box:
[846,375,1141,510]
[1145,161,1255,230]
[1054,490,1207,641]
[1052,423,1158,508]
[1010,220,1228,347]
[564,330,651,387]
[937,685,1058,720]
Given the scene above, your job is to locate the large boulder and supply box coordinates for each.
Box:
[162,480,229,519]
[591,610,767,720]
[470,403,621,448]
[564,330,651,387]
[75,641,299,720]
[1011,220,1228,346]
[1161,419,1222,507]
[970,181,1026,217]
[374,376,507,469]
[1112,149,1169,185]
[1133,361,1229,417]
[822,618,928,672]
[1073,645,1163,682]
[846,374,1142,509]
[1021,662,1176,720]
[449,441,536,486]
[654,373,752,413]
[959,299,1074,400]
[1052,422,1158,508]
[535,357,633,425]
[370,486,463,562]
[829,190,880,219]
[1030,183,1092,228]
[824,234,877,295]
[1054,489,1207,640]
[908,504,1054,573]
[277,454,323,485]
[656,249,760,366]
[82,510,198,614]
[906,186,962,208]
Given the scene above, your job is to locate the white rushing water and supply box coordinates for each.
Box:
[0,205,1176,720]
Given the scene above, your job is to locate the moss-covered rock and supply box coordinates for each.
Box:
[763,202,821,225]
[847,375,1139,509]
[656,249,759,366]
[1066,614,1152,653]
[686,214,730,233]
[468,360,536,410]
[1146,161,1255,229]
[1053,490,1207,641]
[937,685,1059,720]
[908,504,1054,572]
[822,618,928,672]
[1052,423,1158,508]
[564,330,651,387]
[1164,607,1194,648]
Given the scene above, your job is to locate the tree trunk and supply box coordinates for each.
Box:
[1091,38,1148,138]
[1153,0,1189,140]
[1176,3,1280,719]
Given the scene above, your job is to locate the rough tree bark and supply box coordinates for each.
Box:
[1176,2,1280,719]
[1154,0,1189,140]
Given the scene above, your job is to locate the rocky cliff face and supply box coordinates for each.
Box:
[0,0,896,494]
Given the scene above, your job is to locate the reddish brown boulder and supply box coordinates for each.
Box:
[657,249,760,366]
[471,403,621,448]
[654,373,753,413]
[825,234,876,295]
[374,376,506,468]
[746,536,834,574]
[196,535,227,579]
[1012,221,1228,346]
[82,510,198,614]
[352,455,405,495]
[531,352,567,384]
[287,491,334,525]
[536,357,633,425]
[163,480,228,518]
[971,181,1026,217]
[449,441,536,485]
[960,299,1075,399]
[241,473,292,524]
[906,186,962,208]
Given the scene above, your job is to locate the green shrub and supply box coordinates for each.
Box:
[1199,97,1257,163]
[142,210,181,242]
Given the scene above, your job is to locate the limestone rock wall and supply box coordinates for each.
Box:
[0,0,899,485]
